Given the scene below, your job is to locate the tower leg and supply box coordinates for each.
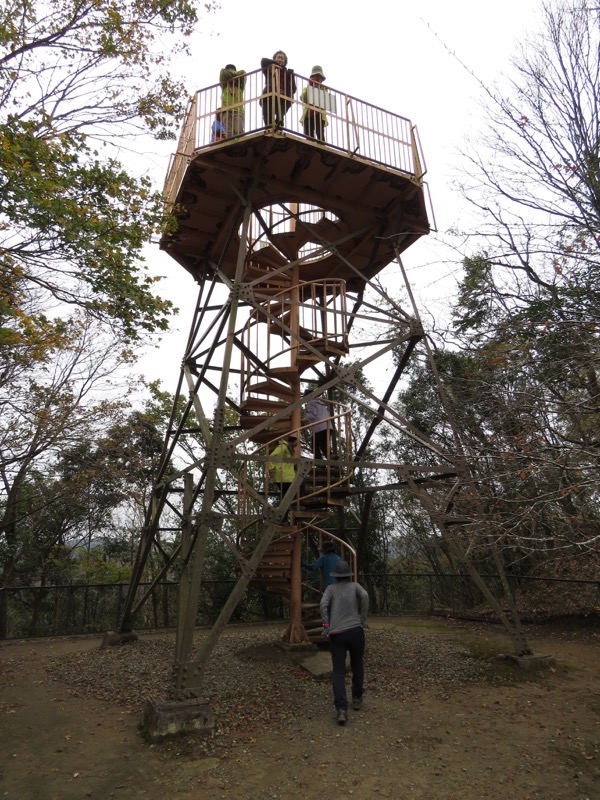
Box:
[284,529,309,644]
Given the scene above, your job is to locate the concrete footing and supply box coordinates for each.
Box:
[498,653,556,670]
[142,697,215,743]
[293,649,333,680]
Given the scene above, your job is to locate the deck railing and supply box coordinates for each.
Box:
[163,68,427,208]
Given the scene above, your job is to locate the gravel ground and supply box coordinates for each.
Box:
[4,619,600,799]
[44,624,494,745]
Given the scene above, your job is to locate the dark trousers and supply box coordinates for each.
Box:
[261,96,292,127]
[329,625,365,710]
[303,113,326,142]
[275,482,293,521]
[312,429,328,459]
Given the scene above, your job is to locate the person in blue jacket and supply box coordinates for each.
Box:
[303,540,340,588]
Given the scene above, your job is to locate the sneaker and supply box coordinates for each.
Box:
[336,709,348,726]
[352,696,363,711]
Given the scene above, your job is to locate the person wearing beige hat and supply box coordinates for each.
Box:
[320,559,369,725]
[301,64,329,141]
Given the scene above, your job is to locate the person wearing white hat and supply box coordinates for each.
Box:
[302,388,330,459]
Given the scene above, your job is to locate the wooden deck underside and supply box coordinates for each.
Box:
[160,131,430,290]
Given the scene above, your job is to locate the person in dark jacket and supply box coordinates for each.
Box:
[320,559,369,726]
[260,50,296,128]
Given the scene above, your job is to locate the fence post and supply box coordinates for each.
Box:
[115,584,124,630]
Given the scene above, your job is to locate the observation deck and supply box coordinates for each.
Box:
[161,68,432,291]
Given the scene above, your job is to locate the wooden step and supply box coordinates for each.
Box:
[246,274,290,290]
[245,263,290,283]
[240,397,290,413]
[302,618,323,631]
[252,567,291,583]
[298,497,329,509]
[297,352,320,369]
[267,366,297,383]
[301,218,346,245]
[269,228,313,260]
[252,561,290,572]
[303,474,330,487]
[255,585,291,598]
[263,544,294,557]
[260,557,292,568]
[300,341,349,358]
[239,414,291,429]
[252,301,286,319]
[256,556,291,569]
[250,579,291,593]
[294,508,331,519]
[247,244,289,269]
[252,286,288,298]
[247,379,295,402]
[297,328,349,355]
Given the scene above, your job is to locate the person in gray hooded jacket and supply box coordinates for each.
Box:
[320,559,369,725]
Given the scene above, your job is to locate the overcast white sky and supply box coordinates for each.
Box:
[136,0,542,388]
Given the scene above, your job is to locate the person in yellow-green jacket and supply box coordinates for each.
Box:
[301,65,328,142]
[219,63,246,137]
[267,434,297,522]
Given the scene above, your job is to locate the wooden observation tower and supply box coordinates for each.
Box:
[118,68,471,703]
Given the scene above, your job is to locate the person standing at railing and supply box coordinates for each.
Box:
[210,110,227,142]
[260,50,296,129]
[301,65,329,142]
[303,389,330,459]
[219,63,246,137]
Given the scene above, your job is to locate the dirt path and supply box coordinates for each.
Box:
[1,619,599,800]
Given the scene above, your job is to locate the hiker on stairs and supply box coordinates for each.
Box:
[302,540,340,589]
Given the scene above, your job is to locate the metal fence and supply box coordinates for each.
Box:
[0,581,287,640]
[2,574,599,640]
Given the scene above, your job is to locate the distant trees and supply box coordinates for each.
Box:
[441,0,600,569]
[0,0,217,342]
[0,0,216,612]
[0,356,175,635]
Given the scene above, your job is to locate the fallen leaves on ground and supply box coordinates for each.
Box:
[42,626,492,744]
